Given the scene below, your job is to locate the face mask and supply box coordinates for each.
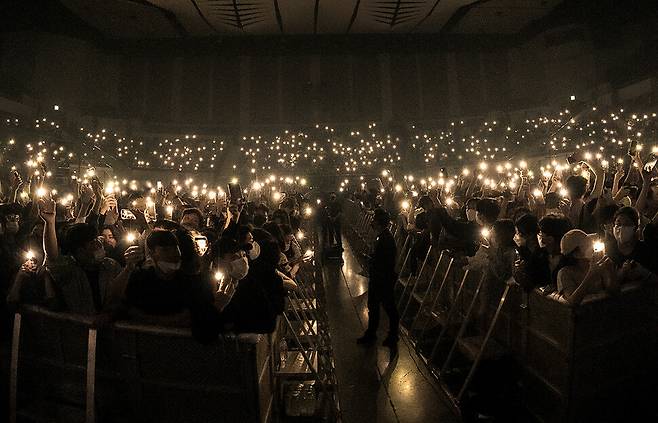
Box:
[614,226,635,244]
[157,261,181,274]
[93,248,106,263]
[466,209,477,222]
[249,241,261,260]
[229,256,249,280]
[5,222,19,234]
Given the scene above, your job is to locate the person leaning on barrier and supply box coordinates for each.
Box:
[121,230,222,343]
[37,197,129,314]
[357,208,399,348]
[513,214,551,291]
[601,206,658,287]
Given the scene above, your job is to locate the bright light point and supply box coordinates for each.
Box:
[593,240,605,253]
[481,228,490,239]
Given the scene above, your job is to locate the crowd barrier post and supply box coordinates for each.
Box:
[428,270,472,364]
[86,328,98,423]
[400,246,434,323]
[415,256,455,345]
[456,282,513,403]
[395,247,415,308]
[9,312,21,423]
[407,252,445,335]
[440,274,487,374]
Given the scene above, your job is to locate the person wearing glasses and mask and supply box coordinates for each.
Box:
[123,230,221,343]
[602,207,658,286]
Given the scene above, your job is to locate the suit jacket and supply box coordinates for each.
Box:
[368,228,397,287]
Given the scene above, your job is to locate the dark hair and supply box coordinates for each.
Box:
[63,223,98,254]
[418,195,433,210]
[253,238,280,271]
[565,175,588,199]
[493,219,516,248]
[217,236,240,257]
[415,212,428,230]
[181,208,204,223]
[544,192,560,209]
[372,208,390,227]
[252,228,275,244]
[271,209,290,225]
[262,222,285,250]
[538,214,572,241]
[146,230,179,251]
[253,214,267,227]
[614,206,640,228]
[237,225,252,244]
[594,204,619,227]
[476,198,500,225]
[515,214,539,237]
[152,219,183,231]
[279,224,293,236]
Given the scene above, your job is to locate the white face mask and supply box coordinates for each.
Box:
[614,226,635,244]
[229,256,249,280]
[466,209,477,222]
[157,261,181,274]
[249,241,261,260]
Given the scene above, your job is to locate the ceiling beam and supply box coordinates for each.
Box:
[440,0,493,35]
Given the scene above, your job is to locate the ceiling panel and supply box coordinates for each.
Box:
[451,0,562,34]
[317,0,359,34]
[61,0,180,38]
[58,0,566,37]
[414,0,479,33]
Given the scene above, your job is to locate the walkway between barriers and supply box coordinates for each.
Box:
[321,238,459,423]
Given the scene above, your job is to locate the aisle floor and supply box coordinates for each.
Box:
[322,240,459,423]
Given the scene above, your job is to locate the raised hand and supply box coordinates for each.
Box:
[38,197,56,223]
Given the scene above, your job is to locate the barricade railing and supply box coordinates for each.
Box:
[343,202,658,422]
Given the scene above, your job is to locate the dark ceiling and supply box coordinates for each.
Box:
[54,0,564,37]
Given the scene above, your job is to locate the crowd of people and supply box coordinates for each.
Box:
[0,165,322,343]
[352,146,658,306]
[1,100,657,345]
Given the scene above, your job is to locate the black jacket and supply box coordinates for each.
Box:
[368,228,397,285]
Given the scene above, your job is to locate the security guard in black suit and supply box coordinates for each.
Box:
[357,208,399,348]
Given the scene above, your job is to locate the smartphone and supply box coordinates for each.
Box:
[227,183,244,202]
[120,209,137,220]
[627,139,638,156]
[644,153,657,172]
[194,235,208,256]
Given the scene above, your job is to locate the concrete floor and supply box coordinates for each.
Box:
[322,240,459,423]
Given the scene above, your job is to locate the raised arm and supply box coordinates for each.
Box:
[38,197,59,261]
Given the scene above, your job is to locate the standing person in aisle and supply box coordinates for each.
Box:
[357,208,399,349]
[326,192,343,251]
